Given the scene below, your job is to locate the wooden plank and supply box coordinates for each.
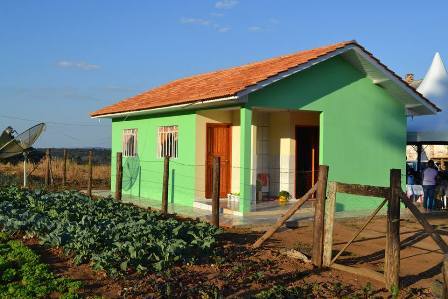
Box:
[115,152,122,201]
[385,169,401,290]
[323,181,337,267]
[330,198,387,265]
[443,254,448,299]
[312,165,329,268]
[336,182,389,198]
[331,263,385,284]
[211,156,220,227]
[87,150,93,197]
[252,183,317,249]
[162,156,170,215]
[400,191,448,253]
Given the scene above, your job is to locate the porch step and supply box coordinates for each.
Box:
[193,201,243,216]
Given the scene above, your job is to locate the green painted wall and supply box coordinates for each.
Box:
[111,112,197,207]
[248,56,406,212]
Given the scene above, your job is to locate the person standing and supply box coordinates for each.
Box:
[422,160,438,211]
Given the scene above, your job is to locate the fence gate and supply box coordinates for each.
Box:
[322,169,448,291]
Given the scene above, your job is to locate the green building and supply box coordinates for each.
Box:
[91,41,438,215]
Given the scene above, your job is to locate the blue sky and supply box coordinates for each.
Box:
[1,0,447,148]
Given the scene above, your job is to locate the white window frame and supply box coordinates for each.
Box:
[122,129,138,157]
[157,126,178,158]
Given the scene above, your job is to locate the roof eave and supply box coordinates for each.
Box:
[350,46,440,115]
[90,95,241,119]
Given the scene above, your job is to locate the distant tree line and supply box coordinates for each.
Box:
[0,148,111,165]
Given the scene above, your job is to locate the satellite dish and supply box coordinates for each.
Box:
[122,156,140,191]
[0,123,46,187]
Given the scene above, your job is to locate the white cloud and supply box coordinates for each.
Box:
[180,17,230,33]
[248,19,279,33]
[57,60,100,70]
[180,17,211,26]
[217,26,230,33]
[210,12,224,17]
[215,0,238,9]
[248,26,263,32]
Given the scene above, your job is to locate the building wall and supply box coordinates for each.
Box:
[111,112,197,207]
[248,56,407,211]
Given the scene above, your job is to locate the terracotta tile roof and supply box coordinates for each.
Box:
[91,40,439,117]
[91,41,356,117]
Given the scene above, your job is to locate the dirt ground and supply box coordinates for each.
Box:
[21,211,448,298]
[270,213,448,289]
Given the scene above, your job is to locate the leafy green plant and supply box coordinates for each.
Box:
[0,237,81,298]
[389,284,399,299]
[362,282,374,298]
[254,285,288,299]
[278,191,291,200]
[248,271,264,283]
[254,281,377,299]
[0,186,220,276]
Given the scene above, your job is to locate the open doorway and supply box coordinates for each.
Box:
[295,126,319,198]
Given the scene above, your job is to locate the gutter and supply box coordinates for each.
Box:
[91,96,241,119]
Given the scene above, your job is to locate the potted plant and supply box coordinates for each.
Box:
[278,190,291,203]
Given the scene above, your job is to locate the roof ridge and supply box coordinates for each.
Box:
[171,40,357,81]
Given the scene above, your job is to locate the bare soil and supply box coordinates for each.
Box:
[19,212,447,298]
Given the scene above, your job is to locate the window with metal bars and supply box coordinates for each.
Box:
[158,126,178,158]
[122,129,137,157]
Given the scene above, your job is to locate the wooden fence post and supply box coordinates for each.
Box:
[211,156,220,227]
[323,181,337,267]
[115,152,123,201]
[87,150,93,197]
[45,148,51,186]
[312,165,329,268]
[62,149,67,186]
[385,169,401,291]
[162,156,170,215]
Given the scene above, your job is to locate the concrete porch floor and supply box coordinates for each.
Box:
[89,190,315,227]
[87,190,400,228]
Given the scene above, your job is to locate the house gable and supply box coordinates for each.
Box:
[249,56,406,211]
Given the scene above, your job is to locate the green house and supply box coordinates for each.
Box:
[91,41,438,215]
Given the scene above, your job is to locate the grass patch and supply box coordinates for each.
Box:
[0,232,81,298]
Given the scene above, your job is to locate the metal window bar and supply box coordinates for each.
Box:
[158,126,178,158]
[122,129,137,157]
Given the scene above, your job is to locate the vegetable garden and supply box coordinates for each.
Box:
[0,186,220,276]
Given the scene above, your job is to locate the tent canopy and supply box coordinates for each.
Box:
[408,53,448,144]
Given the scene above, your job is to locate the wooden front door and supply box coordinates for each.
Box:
[295,126,319,198]
[206,124,231,198]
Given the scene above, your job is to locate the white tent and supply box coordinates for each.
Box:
[407,52,448,143]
